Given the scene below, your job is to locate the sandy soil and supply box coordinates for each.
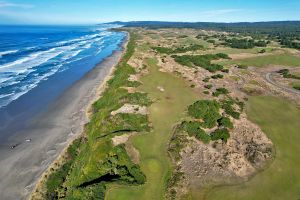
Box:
[0,38,126,200]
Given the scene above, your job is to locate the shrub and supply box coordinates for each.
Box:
[203,77,210,82]
[221,69,229,73]
[172,54,228,72]
[211,128,230,142]
[204,84,213,89]
[218,117,233,129]
[213,87,229,97]
[293,85,300,90]
[211,74,224,79]
[188,100,221,128]
[183,121,211,143]
[221,100,240,119]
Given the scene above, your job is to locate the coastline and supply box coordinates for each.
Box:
[0,32,128,200]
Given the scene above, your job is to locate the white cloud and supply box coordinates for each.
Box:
[0,1,34,9]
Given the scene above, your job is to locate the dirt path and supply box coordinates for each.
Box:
[265,72,300,95]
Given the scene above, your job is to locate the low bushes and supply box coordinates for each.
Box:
[183,121,211,143]
[210,128,230,142]
[213,87,229,97]
[152,44,204,54]
[188,100,221,128]
[278,69,300,80]
[211,74,224,79]
[172,53,230,73]
[221,99,240,119]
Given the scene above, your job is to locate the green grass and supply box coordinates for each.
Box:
[217,53,300,67]
[205,96,300,200]
[106,58,199,200]
[289,82,300,90]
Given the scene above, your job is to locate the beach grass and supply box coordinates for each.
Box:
[105,58,199,200]
[205,96,300,200]
[40,32,154,199]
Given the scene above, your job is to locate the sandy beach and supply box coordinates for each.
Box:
[0,34,127,200]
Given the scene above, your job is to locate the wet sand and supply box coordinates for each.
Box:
[0,35,127,200]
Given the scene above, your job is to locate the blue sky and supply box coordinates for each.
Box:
[0,0,300,24]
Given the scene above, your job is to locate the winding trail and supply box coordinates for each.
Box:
[265,72,300,95]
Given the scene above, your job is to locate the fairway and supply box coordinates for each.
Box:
[106,58,199,200]
[206,96,300,200]
[218,53,300,67]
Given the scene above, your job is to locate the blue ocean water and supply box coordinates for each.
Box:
[0,24,125,109]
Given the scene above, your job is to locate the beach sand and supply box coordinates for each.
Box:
[0,34,127,200]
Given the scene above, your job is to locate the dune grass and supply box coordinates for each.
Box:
[205,96,300,200]
[218,53,300,67]
[106,58,199,200]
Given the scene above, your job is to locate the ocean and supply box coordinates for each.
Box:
[0,24,126,142]
[0,25,126,198]
[0,25,125,109]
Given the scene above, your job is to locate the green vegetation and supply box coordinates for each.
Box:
[219,53,300,68]
[188,100,221,128]
[203,77,210,82]
[43,32,151,200]
[106,58,199,200]
[152,44,204,54]
[280,37,300,50]
[210,128,230,142]
[277,69,300,80]
[172,53,230,72]
[224,38,267,49]
[173,99,236,144]
[213,87,229,97]
[221,99,241,119]
[207,96,300,200]
[204,84,213,89]
[218,117,233,129]
[211,74,224,79]
[183,121,211,143]
[291,82,300,90]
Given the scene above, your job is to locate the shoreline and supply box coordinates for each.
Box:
[29,32,129,199]
[0,32,128,200]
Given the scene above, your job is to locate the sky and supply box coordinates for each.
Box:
[0,0,300,25]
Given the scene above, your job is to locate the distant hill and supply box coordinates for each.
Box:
[106,21,300,34]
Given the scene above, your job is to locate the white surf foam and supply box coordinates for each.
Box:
[0,50,18,58]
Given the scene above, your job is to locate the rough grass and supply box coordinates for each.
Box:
[206,96,300,200]
[106,58,200,200]
[217,53,300,67]
[42,32,152,199]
